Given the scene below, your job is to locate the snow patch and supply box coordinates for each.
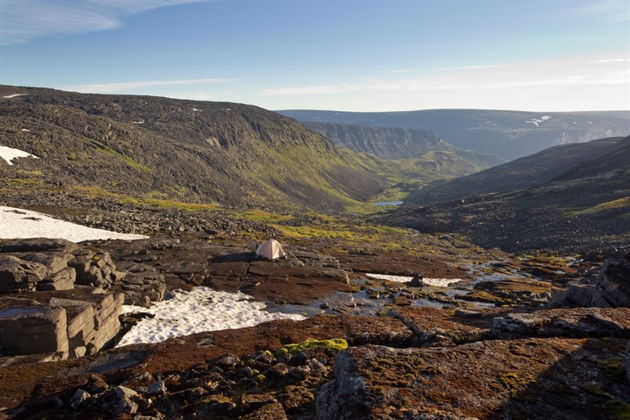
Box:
[0,206,148,242]
[525,115,552,127]
[192,108,202,112]
[0,145,38,165]
[3,93,26,99]
[132,120,145,124]
[365,273,462,287]
[117,287,305,346]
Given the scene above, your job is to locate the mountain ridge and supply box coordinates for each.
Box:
[280,108,630,160]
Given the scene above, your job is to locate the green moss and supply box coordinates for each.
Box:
[71,185,217,211]
[87,138,152,172]
[499,370,537,390]
[604,400,630,420]
[596,357,625,377]
[280,338,348,354]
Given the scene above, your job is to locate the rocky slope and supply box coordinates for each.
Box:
[280,109,630,160]
[0,85,392,212]
[384,136,630,252]
[406,135,628,206]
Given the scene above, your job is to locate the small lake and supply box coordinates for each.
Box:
[375,200,403,206]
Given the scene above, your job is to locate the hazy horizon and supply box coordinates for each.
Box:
[1,0,628,112]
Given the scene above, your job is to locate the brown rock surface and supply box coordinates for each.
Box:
[317,338,630,420]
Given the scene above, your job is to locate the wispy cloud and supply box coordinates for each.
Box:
[382,64,512,75]
[591,58,630,63]
[262,56,629,96]
[68,77,235,93]
[0,0,209,45]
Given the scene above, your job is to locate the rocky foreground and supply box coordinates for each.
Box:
[0,235,628,419]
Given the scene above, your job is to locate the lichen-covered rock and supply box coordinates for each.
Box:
[316,338,630,419]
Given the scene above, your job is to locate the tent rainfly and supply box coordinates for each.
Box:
[255,239,286,260]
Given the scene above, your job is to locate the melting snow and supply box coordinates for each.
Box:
[192,108,202,112]
[525,115,553,127]
[0,145,38,165]
[3,93,26,99]
[117,287,305,346]
[365,273,463,287]
[0,206,148,242]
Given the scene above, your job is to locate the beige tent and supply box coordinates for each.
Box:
[255,239,286,260]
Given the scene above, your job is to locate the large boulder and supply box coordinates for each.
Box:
[553,252,630,307]
[0,303,68,357]
[0,255,49,293]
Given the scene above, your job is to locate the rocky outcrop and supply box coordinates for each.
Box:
[0,239,130,360]
[114,263,165,306]
[0,291,124,360]
[553,251,630,307]
[0,239,78,293]
[492,307,630,338]
[0,303,68,357]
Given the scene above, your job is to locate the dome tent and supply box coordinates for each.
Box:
[255,239,286,260]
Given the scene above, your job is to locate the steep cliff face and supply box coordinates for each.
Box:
[302,122,448,159]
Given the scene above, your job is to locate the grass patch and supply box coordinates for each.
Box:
[87,139,152,172]
[572,197,630,215]
[235,209,292,224]
[71,185,217,211]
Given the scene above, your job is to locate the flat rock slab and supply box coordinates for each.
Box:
[0,238,78,254]
[389,306,506,346]
[141,314,412,374]
[317,338,630,420]
[492,307,630,338]
[101,239,353,305]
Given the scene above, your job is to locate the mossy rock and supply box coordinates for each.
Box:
[279,338,348,355]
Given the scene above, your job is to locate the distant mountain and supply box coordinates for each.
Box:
[280,109,630,160]
[406,136,626,206]
[0,86,391,211]
[383,135,630,252]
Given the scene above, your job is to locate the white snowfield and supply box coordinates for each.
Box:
[0,206,148,242]
[117,287,305,346]
[2,93,26,99]
[365,273,463,287]
[0,145,38,165]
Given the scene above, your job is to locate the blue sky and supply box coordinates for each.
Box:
[0,0,628,111]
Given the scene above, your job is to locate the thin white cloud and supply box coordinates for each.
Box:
[68,78,236,93]
[0,0,209,45]
[262,56,629,96]
[592,58,630,63]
